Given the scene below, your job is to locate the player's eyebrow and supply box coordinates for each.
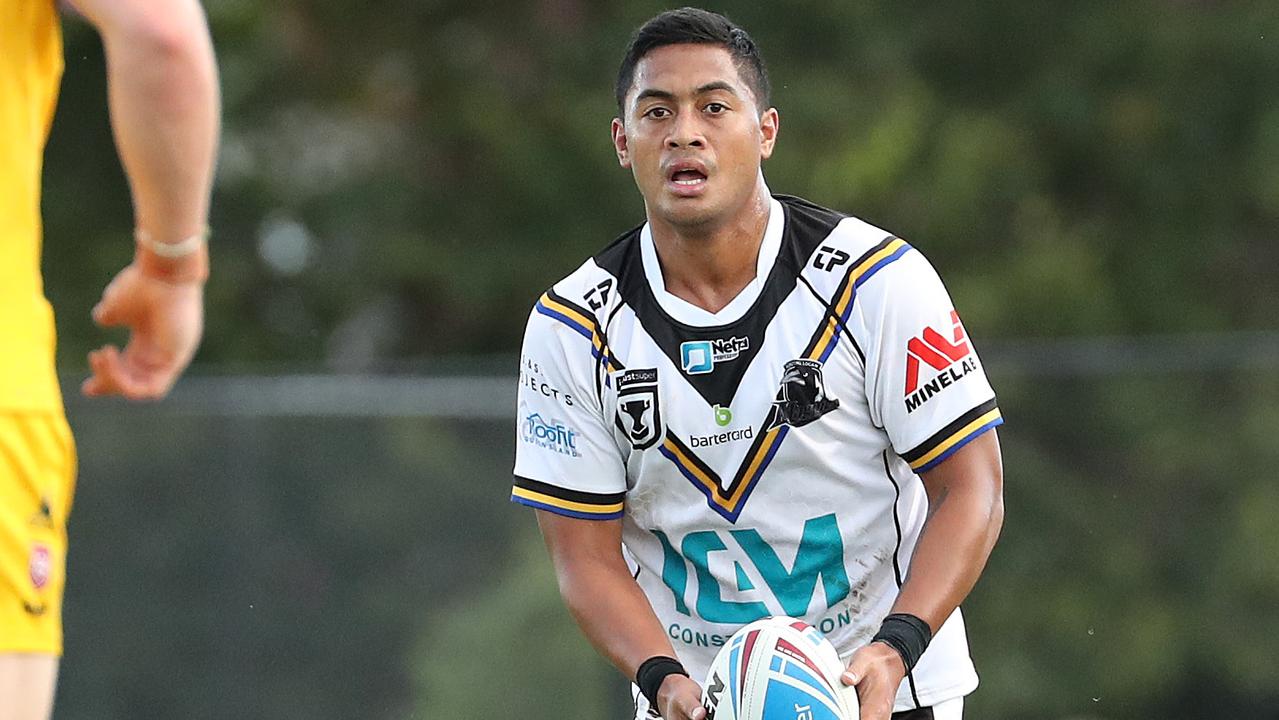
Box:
[634,88,677,105]
[633,81,742,106]
[694,81,739,97]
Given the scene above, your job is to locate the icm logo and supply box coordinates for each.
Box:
[904,310,977,413]
[521,413,580,457]
[652,513,851,625]
[680,337,749,375]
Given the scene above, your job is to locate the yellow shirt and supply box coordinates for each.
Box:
[0,0,63,411]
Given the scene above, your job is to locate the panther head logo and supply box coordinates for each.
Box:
[767,359,840,430]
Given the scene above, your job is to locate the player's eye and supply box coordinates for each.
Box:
[644,106,671,119]
[705,102,728,114]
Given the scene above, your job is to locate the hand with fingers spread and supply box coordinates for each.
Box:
[82,238,207,401]
[841,642,907,720]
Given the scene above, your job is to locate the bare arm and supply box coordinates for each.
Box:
[68,0,220,399]
[70,0,219,239]
[844,430,1004,719]
[895,428,1004,628]
[536,510,706,720]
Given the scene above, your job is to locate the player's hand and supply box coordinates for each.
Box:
[82,262,204,400]
[841,642,906,720]
[656,674,707,720]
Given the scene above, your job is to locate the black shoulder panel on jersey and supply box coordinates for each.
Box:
[593,196,846,407]
[771,194,848,274]
[592,224,645,288]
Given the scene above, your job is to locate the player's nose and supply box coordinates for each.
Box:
[666,113,705,149]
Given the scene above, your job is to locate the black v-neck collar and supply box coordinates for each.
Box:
[594,195,847,407]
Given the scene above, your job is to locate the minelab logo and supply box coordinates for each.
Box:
[904,310,977,413]
[680,337,749,375]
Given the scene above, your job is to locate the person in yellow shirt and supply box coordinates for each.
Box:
[1,0,219,716]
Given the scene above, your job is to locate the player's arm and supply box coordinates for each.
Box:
[536,512,706,720]
[842,432,1003,719]
[892,429,1003,630]
[68,0,220,400]
[841,244,1005,720]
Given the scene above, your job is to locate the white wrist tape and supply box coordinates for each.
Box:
[135,226,209,258]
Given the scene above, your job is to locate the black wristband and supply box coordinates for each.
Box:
[636,655,688,707]
[871,613,933,673]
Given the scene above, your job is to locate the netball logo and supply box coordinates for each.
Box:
[615,368,662,450]
[766,359,840,430]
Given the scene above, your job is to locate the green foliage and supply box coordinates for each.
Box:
[43,1,1279,367]
[412,529,621,719]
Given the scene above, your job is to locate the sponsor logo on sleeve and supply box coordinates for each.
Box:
[520,355,576,407]
[679,337,749,375]
[615,368,662,450]
[904,310,978,413]
[812,244,851,272]
[521,413,581,457]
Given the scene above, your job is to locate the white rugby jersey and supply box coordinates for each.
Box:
[511,194,1003,712]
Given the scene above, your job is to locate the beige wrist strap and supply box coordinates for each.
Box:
[135,227,209,258]
[134,226,210,283]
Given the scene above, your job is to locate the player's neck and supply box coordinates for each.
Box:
[647,186,771,315]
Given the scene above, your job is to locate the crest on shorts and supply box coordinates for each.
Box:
[766,359,840,430]
[615,368,662,450]
[29,544,51,590]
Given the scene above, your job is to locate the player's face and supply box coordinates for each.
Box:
[612,44,778,231]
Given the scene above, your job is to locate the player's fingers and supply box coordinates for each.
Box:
[83,345,160,400]
[81,347,122,397]
[841,655,868,686]
[680,699,707,720]
[115,345,180,401]
[850,672,893,720]
[121,370,172,401]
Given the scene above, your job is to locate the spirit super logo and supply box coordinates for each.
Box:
[904,310,977,413]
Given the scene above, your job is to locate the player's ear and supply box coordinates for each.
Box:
[612,117,632,169]
[759,107,779,160]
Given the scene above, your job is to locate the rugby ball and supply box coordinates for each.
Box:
[701,616,858,720]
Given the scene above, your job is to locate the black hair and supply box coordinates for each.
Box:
[615,7,771,116]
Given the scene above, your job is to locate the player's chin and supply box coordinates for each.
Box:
[657,198,721,229]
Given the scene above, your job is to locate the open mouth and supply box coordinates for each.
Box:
[670,168,708,186]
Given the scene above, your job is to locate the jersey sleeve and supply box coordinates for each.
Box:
[511,290,627,520]
[854,247,1003,474]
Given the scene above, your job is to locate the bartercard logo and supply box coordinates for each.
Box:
[680,337,749,375]
[904,310,977,413]
[690,426,754,448]
[521,413,580,457]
